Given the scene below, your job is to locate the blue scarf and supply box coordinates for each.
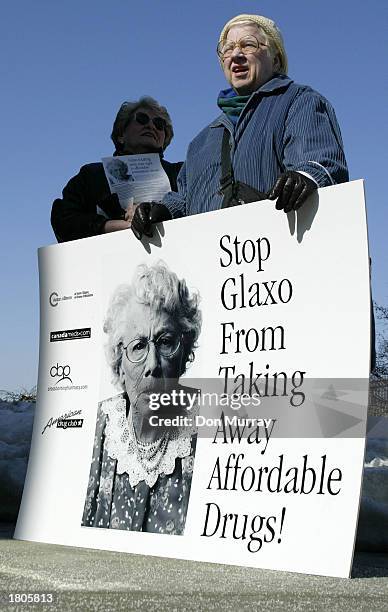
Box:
[217,88,250,125]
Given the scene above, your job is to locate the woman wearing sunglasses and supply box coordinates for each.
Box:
[51,97,182,242]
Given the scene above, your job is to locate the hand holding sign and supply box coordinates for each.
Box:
[131,202,172,239]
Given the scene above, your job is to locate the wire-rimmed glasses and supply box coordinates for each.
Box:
[123,332,182,364]
[217,36,268,60]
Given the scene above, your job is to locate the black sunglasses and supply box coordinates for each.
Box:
[134,111,167,132]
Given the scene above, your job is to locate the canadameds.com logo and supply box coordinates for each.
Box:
[50,328,91,342]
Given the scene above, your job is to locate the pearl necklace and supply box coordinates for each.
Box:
[129,416,170,475]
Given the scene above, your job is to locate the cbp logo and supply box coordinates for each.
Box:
[50,364,73,385]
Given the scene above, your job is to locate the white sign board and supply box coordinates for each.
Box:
[15,181,371,577]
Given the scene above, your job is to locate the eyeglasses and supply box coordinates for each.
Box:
[123,332,182,364]
[217,36,268,60]
[133,111,167,132]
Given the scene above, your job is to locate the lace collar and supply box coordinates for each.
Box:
[101,395,196,488]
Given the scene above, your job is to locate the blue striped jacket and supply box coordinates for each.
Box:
[163,75,348,218]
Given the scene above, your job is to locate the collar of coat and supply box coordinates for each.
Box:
[210,74,293,129]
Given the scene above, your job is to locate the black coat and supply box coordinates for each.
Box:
[51,159,183,242]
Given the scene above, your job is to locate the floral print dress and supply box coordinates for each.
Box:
[82,395,196,535]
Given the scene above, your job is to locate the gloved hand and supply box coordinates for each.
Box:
[268,171,317,212]
[131,202,172,240]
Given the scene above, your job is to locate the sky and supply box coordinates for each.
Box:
[0,0,387,391]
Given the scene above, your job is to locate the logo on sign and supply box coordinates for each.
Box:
[49,292,60,307]
[49,290,93,307]
[50,328,91,342]
[57,418,84,429]
[50,363,73,385]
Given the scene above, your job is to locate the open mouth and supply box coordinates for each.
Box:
[231,65,249,77]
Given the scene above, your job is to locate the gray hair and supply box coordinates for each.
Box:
[218,14,288,74]
[104,262,202,389]
[111,96,174,154]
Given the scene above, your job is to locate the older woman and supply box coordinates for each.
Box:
[132,13,349,238]
[51,96,182,242]
[82,262,202,535]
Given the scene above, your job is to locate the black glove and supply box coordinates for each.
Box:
[131,202,172,240]
[268,171,317,212]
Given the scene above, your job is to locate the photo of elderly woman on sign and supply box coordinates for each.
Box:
[82,262,202,535]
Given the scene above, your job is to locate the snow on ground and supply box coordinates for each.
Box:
[0,400,34,521]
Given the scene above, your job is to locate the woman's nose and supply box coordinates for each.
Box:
[231,43,244,59]
[144,342,160,377]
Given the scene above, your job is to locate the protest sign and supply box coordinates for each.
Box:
[15,180,370,577]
